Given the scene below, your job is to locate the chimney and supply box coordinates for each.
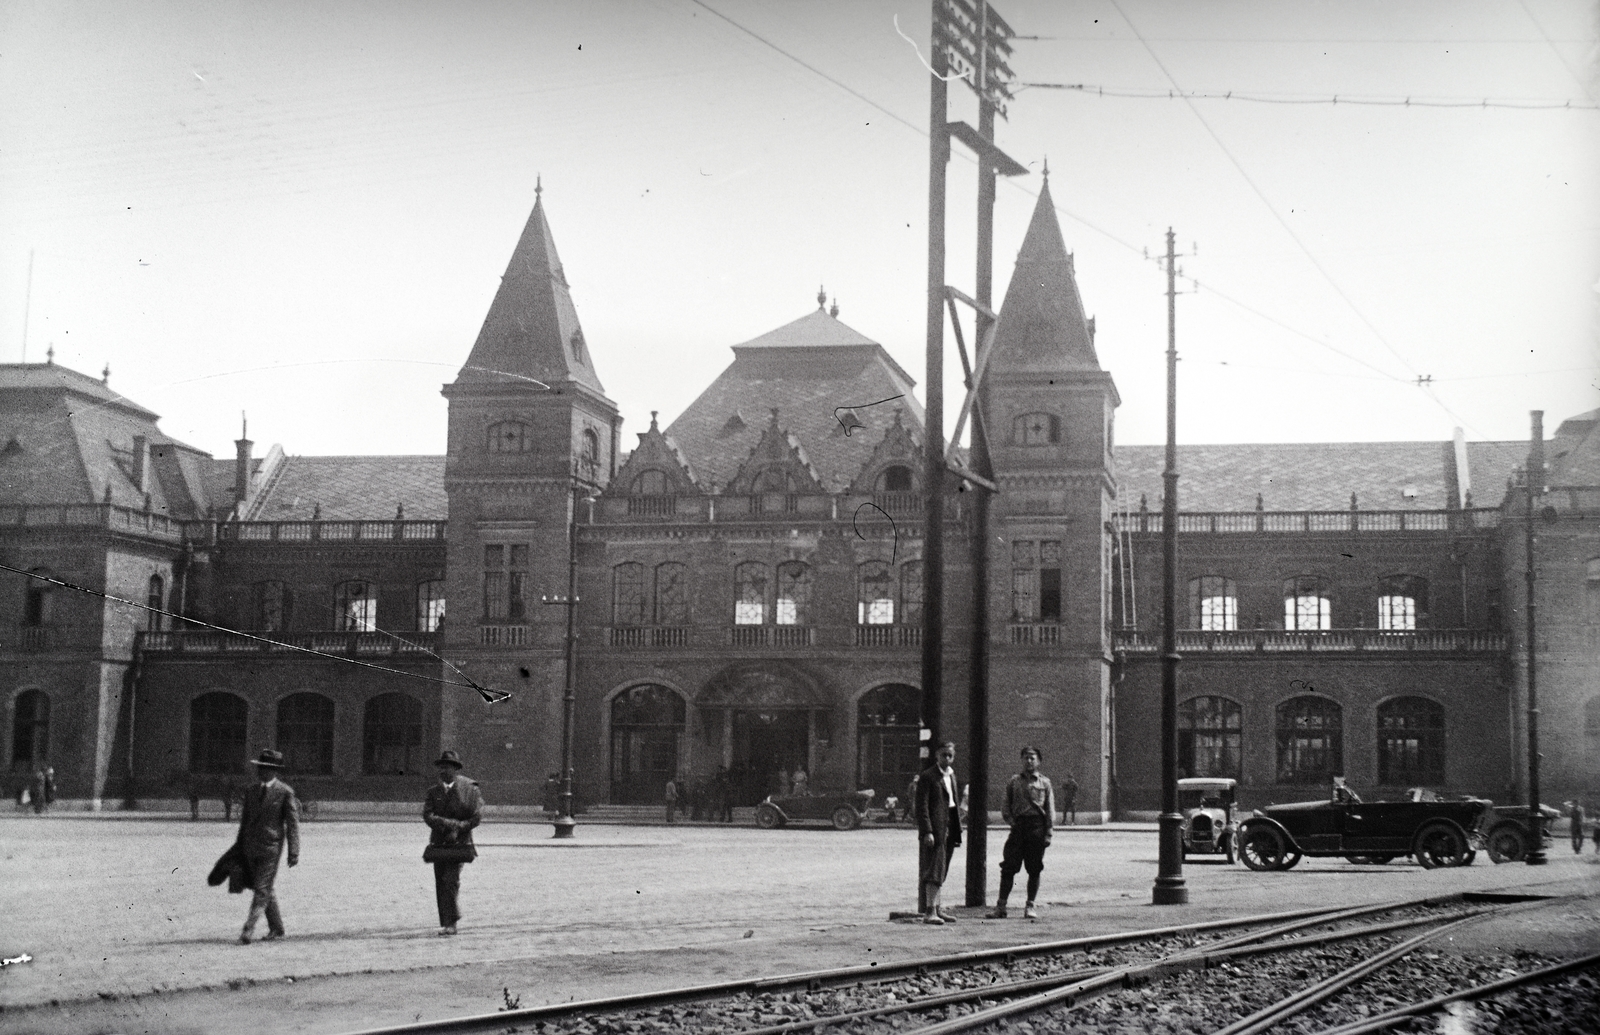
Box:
[131,435,149,491]
[1529,411,1546,495]
[234,416,253,511]
[1452,427,1470,509]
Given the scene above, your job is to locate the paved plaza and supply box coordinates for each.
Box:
[2,814,1597,1034]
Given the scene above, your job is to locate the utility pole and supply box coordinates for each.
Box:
[541,469,590,838]
[1152,228,1188,904]
[1524,411,1546,866]
[920,0,950,756]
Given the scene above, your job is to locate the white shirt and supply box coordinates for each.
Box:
[939,767,957,806]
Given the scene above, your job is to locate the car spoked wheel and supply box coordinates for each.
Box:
[1414,822,1468,869]
[831,806,860,831]
[754,804,783,829]
[1239,826,1286,871]
[1486,824,1529,864]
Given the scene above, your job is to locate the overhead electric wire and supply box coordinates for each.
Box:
[1013,82,1598,109]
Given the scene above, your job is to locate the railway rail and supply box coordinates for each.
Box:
[333,892,1589,1035]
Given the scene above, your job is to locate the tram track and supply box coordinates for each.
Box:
[332,892,1543,1035]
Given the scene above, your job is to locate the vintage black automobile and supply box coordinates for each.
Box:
[1405,788,1557,864]
[1179,777,1237,863]
[1237,780,1490,871]
[755,789,875,831]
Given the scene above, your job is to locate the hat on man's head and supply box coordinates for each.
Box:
[252,749,285,769]
[435,749,464,769]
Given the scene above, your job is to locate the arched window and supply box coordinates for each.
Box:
[486,420,533,454]
[633,469,669,496]
[612,562,646,626]
[858,684,922,794]
[876,465,914,492]
[1189,576,1238,631]
[22,568,52,627]
[1013,412,1061,446]
[1276,696,1343,784]
[146,575,165,632]
[1376,697,1445,784]
[609,685,685,805]
[900,561,924,625]
[858,561,896,625]
[416,580,445,632]
[254,581,292,632]
[362,693,423,775]
[1377,575,1428,631]
[334,580,377,632]
[775,562,812,625]
[1586,558,1600,626]
[580,429,600,470]
[1179,696,1243,779]
[1283,576,1333,631]
[277,693,335,775]
[189,692,248,774]
[10,690,50,771]
[654,562,689,625]
[734,562,767,625]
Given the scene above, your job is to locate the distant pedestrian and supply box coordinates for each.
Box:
[42,767,55,810]
[776,767,791,798]
[914,741,963,925]
[1060,773,1079,825]
[1569,802,1586,854]
[28,768,46,815]
[715,766,734,822]
[988,746,1055,920]
[791,768,808,797]
[423,749,482,936]
[664,776,679,823]
[234,749,300,944]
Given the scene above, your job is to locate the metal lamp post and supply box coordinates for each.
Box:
[542,469,593,839]
[1524,411,1546,866]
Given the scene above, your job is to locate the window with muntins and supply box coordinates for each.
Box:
[189,692,248,774]
[23,569,51,627]
[277,693,335,775]
[1376,696,1445,784]
[416,580,445,632]
[858,561,895,624]
[1178,696,1242,779]
[486,420,533,454]
[1013,412,1061,446]
[1011,540,1062,621]
[613,562,646,625]
[255,581,292,632]
[1585,559,1600,626]
[775,562,812,625]
[10,690,49,771]
[1276,696,1343,784]
[146,575,164,632]
[482,545,529,622]
[901,561,924,625]
[1190,576,1238,631]
[1283,576,1332,631]
[655,563,689,625]
[734,563,767,625]
[334,580,377,632]
[1377,575,1427,631]
[363,693,423,775]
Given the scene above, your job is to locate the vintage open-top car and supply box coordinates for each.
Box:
[755,789,875,831]
[1405,788,1558,864]
[1178,777,1237,863]
[1236,779,1491,871]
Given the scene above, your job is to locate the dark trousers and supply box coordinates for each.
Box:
[242,850,284,935]
[997,814,1050,904]
[433,862,463,926]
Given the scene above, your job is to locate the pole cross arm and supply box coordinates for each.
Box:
[947,122,1028,176]
[947,459,998,493]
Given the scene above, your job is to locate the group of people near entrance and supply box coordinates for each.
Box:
[917,741,1059,924]
[209,746,481,943]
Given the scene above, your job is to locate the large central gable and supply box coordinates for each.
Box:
[664,309,922,491]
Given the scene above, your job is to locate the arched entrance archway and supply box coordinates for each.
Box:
[610,685,686,805]
[700,664,830,806]
[857,684,921,799]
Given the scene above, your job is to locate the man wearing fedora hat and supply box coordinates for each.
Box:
[235,748,300,944]
[423,749,483,936]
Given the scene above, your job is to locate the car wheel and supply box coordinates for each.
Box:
[1279,851,1302,871]
[1239,826,1286,871]
[1486,824,1529,864]
[755,804,783,829]
[1457,849,1477,867]
[1415,822,1468,869]
[831,806,859,831]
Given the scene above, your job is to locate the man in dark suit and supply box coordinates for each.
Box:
[235,749,300,944]
[914,740,962,925]
[423,749,483,935]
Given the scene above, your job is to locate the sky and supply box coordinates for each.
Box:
[2,0,1597,464]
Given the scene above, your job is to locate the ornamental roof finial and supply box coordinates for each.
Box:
[816,285,827,310]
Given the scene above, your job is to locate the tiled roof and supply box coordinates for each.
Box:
[1111,440,1530,512]
[987,179,1101,374]
[664,311,923,491]
[248,456,448,521]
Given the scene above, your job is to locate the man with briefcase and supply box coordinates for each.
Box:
[423,749,483,936]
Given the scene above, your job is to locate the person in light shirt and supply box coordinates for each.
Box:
[987,746,1056,920]
[913,741,963,925]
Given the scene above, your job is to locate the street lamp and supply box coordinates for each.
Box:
[1523,411,1546,866]
[541,466,596,839]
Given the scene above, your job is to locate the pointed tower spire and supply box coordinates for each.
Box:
[455,188,605,394]
[990,178,1099,371]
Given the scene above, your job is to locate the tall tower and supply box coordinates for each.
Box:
[982,176,1120,817]
[440,187,619,801]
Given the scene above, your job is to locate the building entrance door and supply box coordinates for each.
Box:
[731,709,809,805]
[610,685,686,805]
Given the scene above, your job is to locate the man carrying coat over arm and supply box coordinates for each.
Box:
[914,741,963,925]
[423,749,483,936]
[236,749,300,944]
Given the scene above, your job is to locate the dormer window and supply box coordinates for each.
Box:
[1013,412,1061,446]
[876,465,914,492]
[634,470,669,495]
[570,328,586,362]
[487,421,533,454]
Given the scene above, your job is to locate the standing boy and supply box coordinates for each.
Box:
[988,746,1056,920]
[914,741,963,925]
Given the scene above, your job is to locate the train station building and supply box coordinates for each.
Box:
[2,187,1595,816]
